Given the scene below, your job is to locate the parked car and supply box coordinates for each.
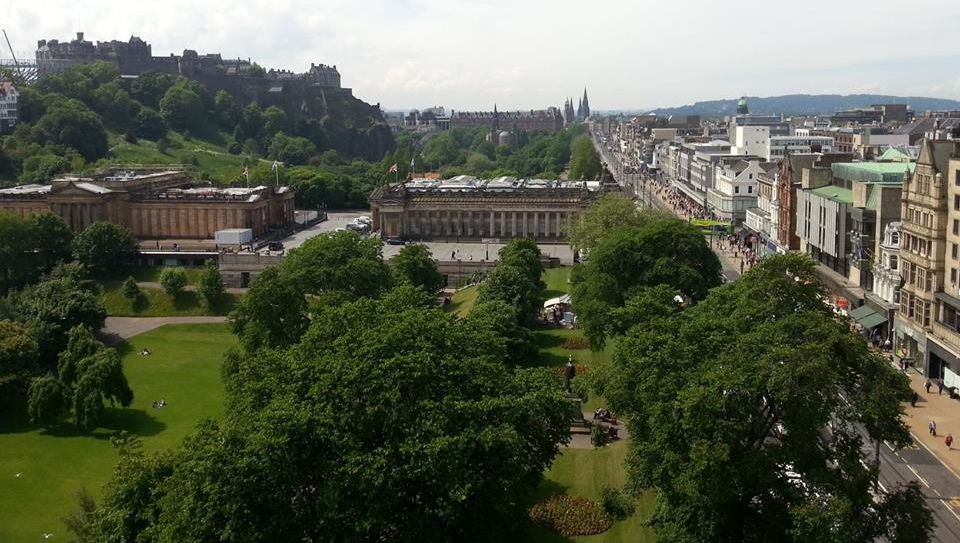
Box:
[267,241,284,251]
[386,237,406,245]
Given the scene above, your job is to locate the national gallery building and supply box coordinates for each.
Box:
[0,168,295,239]
[368,176,603,242]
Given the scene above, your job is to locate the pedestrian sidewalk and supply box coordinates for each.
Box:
[900,365,960,479]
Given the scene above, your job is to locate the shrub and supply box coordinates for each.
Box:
[591,424,612,447]
[227,140,242,155]
[600,486,636,520]
[156,138,170,154]
[529,495,612,536]
[561,336,590,350]
[159,268,188,297]
[121,276,140,300]
[123,132,138,144]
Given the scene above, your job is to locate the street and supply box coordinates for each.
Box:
[595,127,960,540]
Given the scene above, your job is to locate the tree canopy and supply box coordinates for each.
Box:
[391,243,444,294]
[569,193,670,251]
[604,254,929,542]
[72,222,139,278]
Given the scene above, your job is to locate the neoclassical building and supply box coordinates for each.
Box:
[0,168,295,239]
[368,176,602,241]
[872,222,902,306]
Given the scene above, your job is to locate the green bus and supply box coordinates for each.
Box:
[690,218,734,237]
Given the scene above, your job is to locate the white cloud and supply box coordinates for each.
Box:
[7,0,960,110]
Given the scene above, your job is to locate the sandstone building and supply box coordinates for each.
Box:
[368,176,602,241]
[0,168,295,239]
[450,106,564,133]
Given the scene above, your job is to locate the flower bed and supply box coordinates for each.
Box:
[554,363,590,378]
[561,336,591,350]
[529,494,612,536]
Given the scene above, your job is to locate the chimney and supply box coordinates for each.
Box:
[76,32,84,41]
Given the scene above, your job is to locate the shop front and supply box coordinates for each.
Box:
[894,317,926,375]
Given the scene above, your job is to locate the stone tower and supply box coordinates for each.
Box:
[581,88,590,120]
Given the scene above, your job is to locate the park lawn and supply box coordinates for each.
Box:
[445,285,479,317]
[527,441,657,543]
[543,267,572,299]
[101,283,240,317]
[108,130,266,183]
[127,266,205,284]
[0,323,235,543]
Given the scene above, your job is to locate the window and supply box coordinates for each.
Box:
[954,243,958,260]
[748,186,753,194]
[955,170,960,187]
[952,268,957,284]
[954,219,959,236]
[890,255,898,270]
[735,186,740,194]
[955,194,959,210]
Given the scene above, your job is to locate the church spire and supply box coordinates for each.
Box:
[582,88,590,119]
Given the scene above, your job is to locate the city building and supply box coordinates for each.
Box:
[449,106,564,133]
[894,139,960,378]
[706,159,775,223]
[744,163,782,256]
[0,80,17,133]
[766,135,834,160]
[730,126,769,157]
[368,176,602,241]
[858,221,902,340]
[0,168,295,239]
[775,153,854,252]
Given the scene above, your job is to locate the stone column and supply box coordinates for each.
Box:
[489,211,495,238]
[521,212,527,236]
[511,212,517,237]
[543,212,550,239]
[533,212,540,239]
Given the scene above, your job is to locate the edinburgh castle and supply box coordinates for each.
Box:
[35,32,394,160]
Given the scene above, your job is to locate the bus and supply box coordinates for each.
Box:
[689,218,734,237]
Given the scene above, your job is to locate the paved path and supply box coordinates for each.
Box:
[102,316,228,341]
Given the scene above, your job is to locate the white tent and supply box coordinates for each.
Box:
[544,294,571,309]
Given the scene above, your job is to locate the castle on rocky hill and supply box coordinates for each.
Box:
[35,32,394,161]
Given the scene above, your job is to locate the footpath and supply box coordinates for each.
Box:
[900,363,960,479]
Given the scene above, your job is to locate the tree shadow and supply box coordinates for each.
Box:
[132,293,149,313]
[523,478,576,543]
[172,291,201,311]
[38,408,166,440]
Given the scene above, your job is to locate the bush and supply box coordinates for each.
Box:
[123,132,138,144]
[227,140,242,155]
[600,486,636,520]
[159,268,188,297]
[529,495,612,536]
[591,424,612,447]
[122,276,140,300]
[156,138,170,154]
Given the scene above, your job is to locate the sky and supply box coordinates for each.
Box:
[7,0,960,112]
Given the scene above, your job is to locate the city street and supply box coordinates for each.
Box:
[594,127,960,539]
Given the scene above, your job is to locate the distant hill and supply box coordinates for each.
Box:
[650,94,960,117]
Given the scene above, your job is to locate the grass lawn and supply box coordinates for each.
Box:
[0,323,235,543]
[543,267,573,299]
[101,283,240,317]
[445,285,479,317]
[126,266,205,285]
[108,131,260,183]
[526,442,657,543]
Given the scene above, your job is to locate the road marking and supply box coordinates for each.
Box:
[911,431,960,482]
[908,464,930,488]
[945,499,960,523]
[935,489,943,497]
[886,441,896,453]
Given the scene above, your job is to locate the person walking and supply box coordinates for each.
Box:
[930,420,938,436]
[912,391,918,408]
[939,380,945,395]
[947,433,954,450]
[925,379,932,393]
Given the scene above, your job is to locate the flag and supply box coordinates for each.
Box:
[272,160,279,172]
[388,163,398,173]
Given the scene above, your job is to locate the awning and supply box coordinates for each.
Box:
[544,294,571,308]
[849,305,887,329]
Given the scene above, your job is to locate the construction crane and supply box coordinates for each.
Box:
[0,29,38,84]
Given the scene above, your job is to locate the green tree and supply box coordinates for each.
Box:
[606,254,924,542]
[27,375,68,425]
[159,83,203,131]
[262,105,289,137]
[132,107,168,140]
[31,212,73,273]
[569,135,602,181]
[93,81,141,127]
[477,264,543,327]
[569,193,669,251]
[572,218,722,348]
[213,90,240,128]
[268,132,316,166]
[159,268,188,297]
[83,301,569,542]
[122,277,140,300]
[33,99,109,161]
[497,238,545,287]
[197,260,225,306]
[464,300,539,366]
[391,244,444,294]
[17,277,107,366]
[72,221,138,278]
[0,212,38,295]
[0,319,41,421]
[128,71,174,109]
[282,231,392,302]
[247,63,266,77]
[230,267,308,351]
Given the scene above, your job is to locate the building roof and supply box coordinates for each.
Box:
[810,185,853,204]
[878,146,920,162]
[831,162,915,184]
[0,184,50,195]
